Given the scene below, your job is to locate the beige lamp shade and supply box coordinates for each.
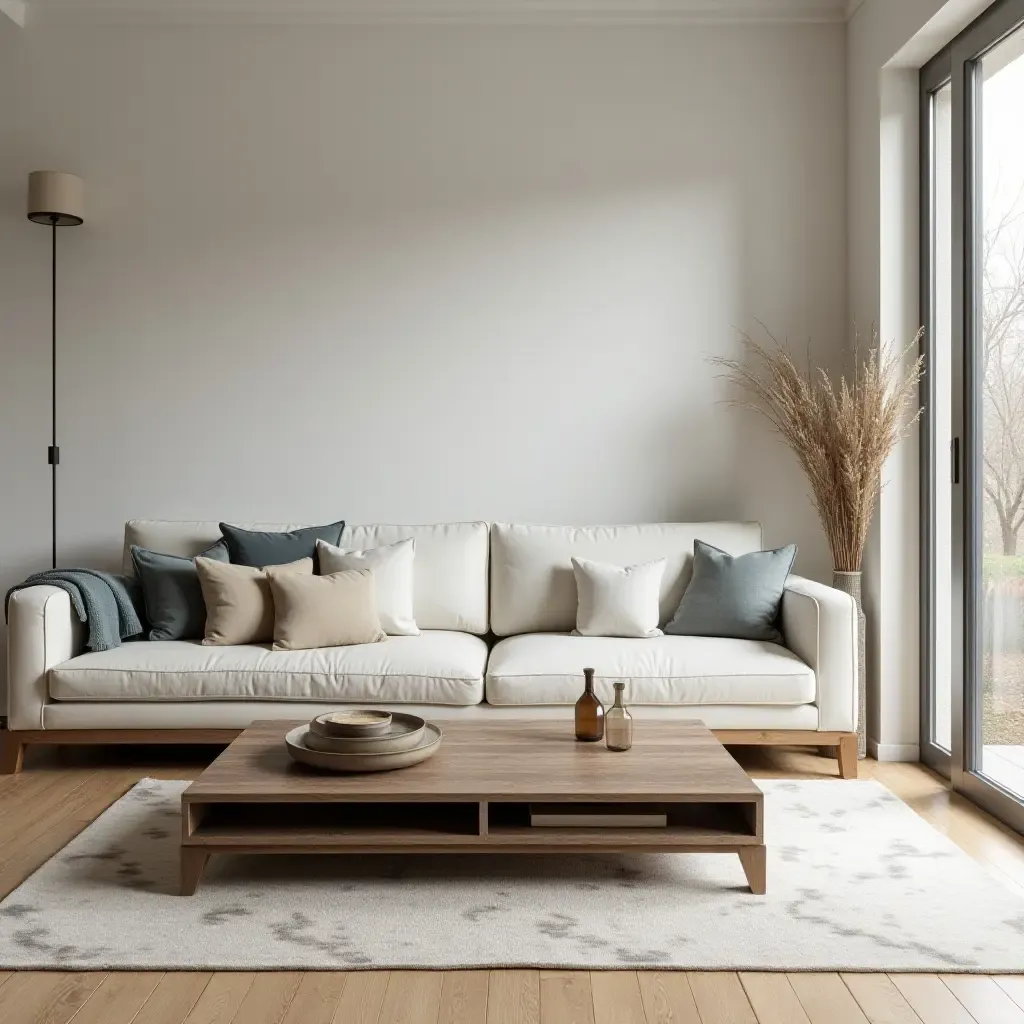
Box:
[27,171,84,226]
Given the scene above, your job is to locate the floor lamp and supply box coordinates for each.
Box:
[27,171,84,569]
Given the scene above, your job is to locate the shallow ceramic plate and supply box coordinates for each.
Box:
[312,709,392,737]
[307,712,426,753]
[303,721,427,755]
[285,723,442,773]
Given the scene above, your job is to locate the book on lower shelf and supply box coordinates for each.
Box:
[528,803,668,828]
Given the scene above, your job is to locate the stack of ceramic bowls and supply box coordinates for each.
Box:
[285,709,442,773]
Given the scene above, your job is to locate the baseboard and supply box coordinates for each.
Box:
[868,740,920,762]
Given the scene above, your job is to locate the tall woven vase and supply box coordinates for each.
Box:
[832,570,867,758]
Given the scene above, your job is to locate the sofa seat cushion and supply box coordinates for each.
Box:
[485,633,815,706]
[49,630,486,706]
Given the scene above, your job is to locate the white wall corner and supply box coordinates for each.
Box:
[845,0,866,20]
[875,66,923,755]
[0,0,26,26]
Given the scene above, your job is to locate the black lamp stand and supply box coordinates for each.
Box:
[28,169,84,570]
[48,217,59,569]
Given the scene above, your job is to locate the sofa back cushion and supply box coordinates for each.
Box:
[123,521,489,634]
[489,522,763,636]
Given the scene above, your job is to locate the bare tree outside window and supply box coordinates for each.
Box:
[982,195,1024,556]
[979,32,1024,768]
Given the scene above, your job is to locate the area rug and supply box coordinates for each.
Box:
[1,778,1023,971]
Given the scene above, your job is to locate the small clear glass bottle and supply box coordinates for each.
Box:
[605,682,633,751]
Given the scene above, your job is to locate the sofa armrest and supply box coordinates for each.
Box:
[6,586,83,730]
[780,575,857,733]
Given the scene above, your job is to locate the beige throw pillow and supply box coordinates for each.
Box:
[196,556,313,646]
[316,537,419,636]
[268,568,386,651]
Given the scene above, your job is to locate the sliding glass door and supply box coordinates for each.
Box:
[922,0,1024,832]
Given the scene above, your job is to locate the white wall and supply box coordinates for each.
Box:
[0,16,40,702]
[0,19,847,695]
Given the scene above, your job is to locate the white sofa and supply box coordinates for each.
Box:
[3,520,859,776]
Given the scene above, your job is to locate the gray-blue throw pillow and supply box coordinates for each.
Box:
[131,540,229,641]
[219,520,345,569]
[665,540,797,643]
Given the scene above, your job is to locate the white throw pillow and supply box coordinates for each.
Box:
[571,556,666,639]
[316,538,419,636]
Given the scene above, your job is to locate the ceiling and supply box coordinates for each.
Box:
[6,0,862,27]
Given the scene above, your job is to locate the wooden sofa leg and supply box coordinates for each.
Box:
[0,731,25,775]
[837,734,858,779]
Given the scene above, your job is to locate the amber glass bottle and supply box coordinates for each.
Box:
[575,667,605,742]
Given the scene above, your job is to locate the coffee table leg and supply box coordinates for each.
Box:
[180,848,209,896]
[738,846,766,895]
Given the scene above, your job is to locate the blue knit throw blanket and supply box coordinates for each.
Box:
[5,569,144,652]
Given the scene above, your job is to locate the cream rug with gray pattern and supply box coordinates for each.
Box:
[1,778,1023,971]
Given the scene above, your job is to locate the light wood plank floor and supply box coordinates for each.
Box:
[1,742,1023,1024]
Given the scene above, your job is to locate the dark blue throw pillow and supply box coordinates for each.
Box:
[219,521,345,569]
[665,540,797,643]
[131,540,229,641]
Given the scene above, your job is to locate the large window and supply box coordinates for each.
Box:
[922,0,1024,832]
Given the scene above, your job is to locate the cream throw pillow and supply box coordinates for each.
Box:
[196,556,312,646]
[571,556,666,638]
[316,538,419,636]
[269,568,387,651]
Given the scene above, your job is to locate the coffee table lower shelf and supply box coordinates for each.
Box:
[180,796,766,896]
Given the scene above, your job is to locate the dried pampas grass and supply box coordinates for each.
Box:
[715,324,924,572]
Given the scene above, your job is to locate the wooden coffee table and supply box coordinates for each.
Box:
[180,719,765,895]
